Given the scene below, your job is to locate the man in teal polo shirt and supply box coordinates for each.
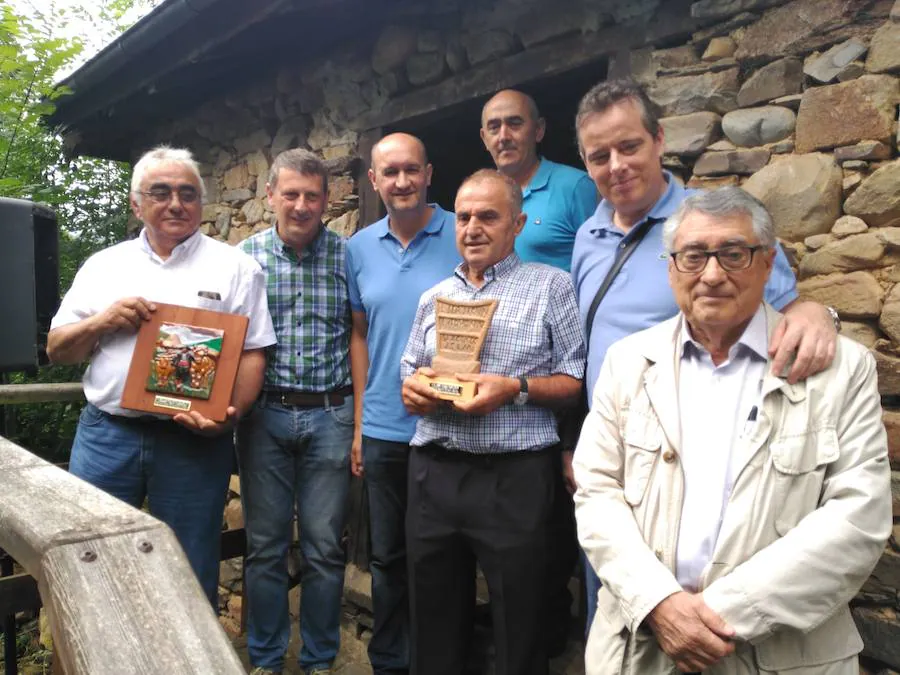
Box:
[481,89,597,272]
[481,88,598,654]
[346,132,461,675]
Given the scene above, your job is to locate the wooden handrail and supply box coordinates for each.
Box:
[0,435,244,674]
[0,383,85,405]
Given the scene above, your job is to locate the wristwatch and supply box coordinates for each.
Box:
[826,305,842,333]
[514,376,529,405]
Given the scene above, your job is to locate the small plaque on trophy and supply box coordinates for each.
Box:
[417,297,498,402]
[120,303,249,421]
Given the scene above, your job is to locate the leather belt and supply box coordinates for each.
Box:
[264,385,352,408]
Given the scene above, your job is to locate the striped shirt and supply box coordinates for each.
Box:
[240,225,351,392]
[400,253,585,454]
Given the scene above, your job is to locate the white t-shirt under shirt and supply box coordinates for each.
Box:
[51,229,276,416]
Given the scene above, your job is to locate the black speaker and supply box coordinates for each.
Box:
[0,197,59,373]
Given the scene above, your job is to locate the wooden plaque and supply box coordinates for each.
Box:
[120,303,249,421]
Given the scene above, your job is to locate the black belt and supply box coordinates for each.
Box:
[263,385,352,408]
[96,406,170,428]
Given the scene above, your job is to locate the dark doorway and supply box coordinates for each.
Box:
[386,57,608,212]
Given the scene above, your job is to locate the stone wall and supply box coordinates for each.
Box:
[642,2,900,669]
[138,0,900,668]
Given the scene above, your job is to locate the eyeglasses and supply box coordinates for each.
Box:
[670,245,767,273]
[140,185,201,204]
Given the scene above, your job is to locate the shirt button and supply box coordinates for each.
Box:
[662,451,676,463]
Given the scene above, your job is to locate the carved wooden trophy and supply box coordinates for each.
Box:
[417,297,498,401]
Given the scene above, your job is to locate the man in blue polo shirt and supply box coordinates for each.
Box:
[571,78,840,634]
[346,132,460,675]
[481,88,598,655]
[481,89,597,272]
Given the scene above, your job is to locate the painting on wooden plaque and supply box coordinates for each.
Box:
[121,303,248,421]
[146,324,224,400]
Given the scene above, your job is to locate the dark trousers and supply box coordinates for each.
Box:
[407,444,554,675]
[545,451,578,645]
[363,436,412,675]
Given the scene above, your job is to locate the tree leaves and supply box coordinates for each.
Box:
[0,0,156,460]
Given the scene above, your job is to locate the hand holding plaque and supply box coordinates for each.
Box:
[416,297,498,401]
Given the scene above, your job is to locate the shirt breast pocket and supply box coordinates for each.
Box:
[622,410,663,507]
[196,296,225,312]
[769,427,839,536]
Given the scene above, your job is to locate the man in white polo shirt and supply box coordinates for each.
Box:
[47,145,275,605]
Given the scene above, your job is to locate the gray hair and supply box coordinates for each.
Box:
[130,146,206,204]
[575,78,661,152]
[458,169,523,215]
[268,148,329,195]
[662,187,776,252]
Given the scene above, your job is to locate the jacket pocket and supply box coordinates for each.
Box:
[622,411,662,507]
[769,427,839,536]
[754,606,862,672]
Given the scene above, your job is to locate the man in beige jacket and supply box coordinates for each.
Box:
[573,186,892,675]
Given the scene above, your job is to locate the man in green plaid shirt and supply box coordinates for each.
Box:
[238,148,353,675]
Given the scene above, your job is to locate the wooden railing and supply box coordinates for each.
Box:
[0,383,245,674]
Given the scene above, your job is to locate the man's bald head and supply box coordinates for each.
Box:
[481,89,540,126]
[368,132,433,217]
[371,133,428,171]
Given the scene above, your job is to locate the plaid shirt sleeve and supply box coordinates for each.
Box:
[546,272,586,381]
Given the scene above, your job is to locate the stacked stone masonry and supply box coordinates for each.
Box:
[137,0,900,669]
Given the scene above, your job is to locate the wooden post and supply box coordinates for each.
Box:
[357,127,384,229]
[0,436,244,674]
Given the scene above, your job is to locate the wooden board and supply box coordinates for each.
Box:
[41,527,245,675]
[120,303,248,422]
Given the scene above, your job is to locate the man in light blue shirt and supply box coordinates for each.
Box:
[572,170,798,400]
[481,89,597,271]
[571,78,840,636]
[345,132,460,675]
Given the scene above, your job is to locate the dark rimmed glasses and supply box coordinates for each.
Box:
[670,244,768,273]
[140,184,201,204]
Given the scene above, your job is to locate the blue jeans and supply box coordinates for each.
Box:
[583,550,601,637]
[363,436,410,675]
[237,396,353,672]
[69,403,233,606]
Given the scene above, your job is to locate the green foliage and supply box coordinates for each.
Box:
[0,0,157,460]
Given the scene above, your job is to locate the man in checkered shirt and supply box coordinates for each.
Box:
[238,148,352,675]
[400,169,585,675]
